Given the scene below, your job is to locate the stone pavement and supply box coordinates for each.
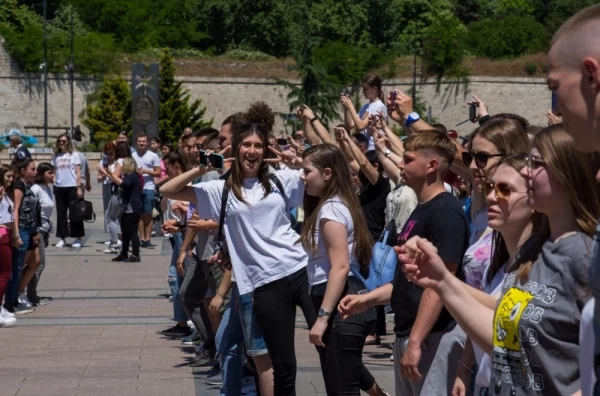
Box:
[0,190,395,395]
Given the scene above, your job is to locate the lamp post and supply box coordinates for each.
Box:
[43,0,48,144]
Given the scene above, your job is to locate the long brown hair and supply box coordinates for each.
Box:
[229,102,275,204]
[53,133,74,155]
[0,164,14,198]
[486,154,548,285]
[298,144,374,274]
[515,124,600,282]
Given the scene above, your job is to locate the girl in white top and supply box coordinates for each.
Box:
[0,165,16,326]
[51,133,83,248]
[299,144,387,396]
[160,102,315,395]
[342,73,388,151]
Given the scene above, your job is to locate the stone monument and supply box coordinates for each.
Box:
[131,63,159,142]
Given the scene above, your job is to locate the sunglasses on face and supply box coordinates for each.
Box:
[462,151,504,168]
[484,181,527,201]
[58,140,68,144]
[525,154,545,170]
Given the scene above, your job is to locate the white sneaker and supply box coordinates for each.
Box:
[1,307,15,319]
[72,239,82,248]
[103,247,119,254]
[117,240,122,246]
[55,239,66,248]
[19,294,33,309]
[104,240,112,245]
[0,315,17,328]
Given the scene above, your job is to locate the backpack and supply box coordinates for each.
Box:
[215,170,287,252]
[349,219,398,292]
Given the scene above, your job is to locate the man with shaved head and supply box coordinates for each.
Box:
[548,5,600,395]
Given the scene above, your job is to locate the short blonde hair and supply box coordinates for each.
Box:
[122,157,137,174]
[403,129,457,165]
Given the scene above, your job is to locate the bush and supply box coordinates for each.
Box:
[422,15,468,77]
[134,47,210,60]
[220,49,276,61]
[467,15,549,58]
[524,62,537,75]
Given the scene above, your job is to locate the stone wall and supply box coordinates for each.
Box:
[0,37,551,145]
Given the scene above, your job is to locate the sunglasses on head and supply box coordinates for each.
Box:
[525,154,545,170]
[483,181,527,201]
[462,152,504,168]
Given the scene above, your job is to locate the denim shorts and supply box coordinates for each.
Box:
[232,284,268,357]
[141,190,155,214]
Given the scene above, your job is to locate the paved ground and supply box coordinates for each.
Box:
[0,190,395,395]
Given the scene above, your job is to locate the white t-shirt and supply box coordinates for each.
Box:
[0,194,14,225]
[132,150,161,190]
[358,100,387,151]
[102,162,118,185]
[193,168,307,295]
[305,197,359,286]
[52,151,81,187]
[30,184,54,222]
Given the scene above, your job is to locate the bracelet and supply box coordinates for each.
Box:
[309,116,318,124]
[478,115,491,125]
[458,360,473,373]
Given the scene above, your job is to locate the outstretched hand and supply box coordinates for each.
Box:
[467,95,489,122]
[397,236,450,292]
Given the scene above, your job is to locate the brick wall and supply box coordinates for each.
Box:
[0,37,551,145]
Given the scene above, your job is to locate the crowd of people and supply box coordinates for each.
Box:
[2,4,600,396]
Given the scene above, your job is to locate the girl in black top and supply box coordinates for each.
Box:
[102,157,142,263]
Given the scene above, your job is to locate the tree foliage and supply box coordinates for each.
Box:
[158,48,212,144]
[82,76,131,145]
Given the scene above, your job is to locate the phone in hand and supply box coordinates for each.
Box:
[469,103,478,121]
[277,138,288,146]
[199,150,209,167]
[389,91,397,106]
[551,92,557,112]
[209,153,225,170]
[341,88,348,96]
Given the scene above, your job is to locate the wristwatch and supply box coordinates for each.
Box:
[318,308,331,317]
[384,149,391,158]
[405,111,421,128]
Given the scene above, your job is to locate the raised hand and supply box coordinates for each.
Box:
[265,146,303,168]
[301,105,316,121]
[334,127,349,143]
[467,95,489,122]
[546,110,562,125]
[374,134,389,152]
[341,94,353,110]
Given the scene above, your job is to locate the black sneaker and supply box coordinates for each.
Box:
[158,325,192,337]
[124,256,141,263]
[188,349,216,367]
[112,255,128,262]
[14,303,34,315]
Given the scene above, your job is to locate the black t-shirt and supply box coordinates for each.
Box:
[359,172,391,240]
[391,191,469,337]
[15,145,31,160]
[13,179,40,229]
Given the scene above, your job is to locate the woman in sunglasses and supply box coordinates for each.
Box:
[399,124,600,396]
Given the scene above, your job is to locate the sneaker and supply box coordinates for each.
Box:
[72,239,83,248]
[33,298,51,307]
[158,325,192,337]
[112,255,128,262]
[205,373,223,387]
[14,304,34,315]
[180,330,201,345]
[55,239,66,248]
[141,241,155,249]
[168,295,173,302]
[0,315,17,327]
[187,320,194,328]
[104,240,112,245]
[103,246,119,254]
[188,350,215,367]
[124,256,141,263]
[18,294,33,309]
[1,306,15,319]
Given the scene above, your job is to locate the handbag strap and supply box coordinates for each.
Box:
[378,219,395,243]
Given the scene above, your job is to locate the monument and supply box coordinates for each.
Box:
[131,63,159,142]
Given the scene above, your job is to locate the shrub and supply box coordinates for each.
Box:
[220,49,276,61]
[467,15,549,58]
[422,15,468,77]
[524,62,537,75]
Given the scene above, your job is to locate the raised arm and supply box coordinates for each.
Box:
[160,167,206,203]
[301,105,335,145]
[374,135,401,185]
[341,95,369,131]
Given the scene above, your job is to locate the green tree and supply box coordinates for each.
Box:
[158,48,212,144]
[422,14,467,77]
[82,76,131,145]
[278,10,339,127]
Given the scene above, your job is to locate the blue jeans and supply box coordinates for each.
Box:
[216,301,244,396]
[6,227,37,305]
[168,233,188,322]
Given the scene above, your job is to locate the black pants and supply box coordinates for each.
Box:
[253,268,317,396]
[53,186,84,239]
[310,277,377,396]
[120,213,140,257]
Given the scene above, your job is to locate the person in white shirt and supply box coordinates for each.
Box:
[51,133,83,248]
[28,162,55,306]
[132,133,161,248]
[160,102,316,396]
[299,143,388,396]
[342,73,388,151]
